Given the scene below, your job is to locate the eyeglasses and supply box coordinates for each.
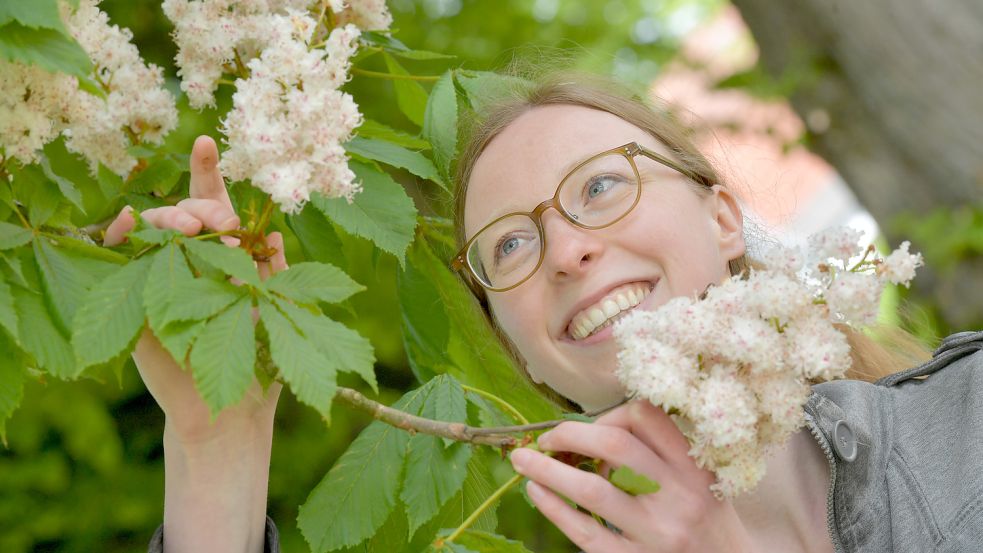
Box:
[451,142,708,292]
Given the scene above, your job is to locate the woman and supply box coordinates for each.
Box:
[116,74,983,552]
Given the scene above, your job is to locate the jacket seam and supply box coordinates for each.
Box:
[891,444,945,546]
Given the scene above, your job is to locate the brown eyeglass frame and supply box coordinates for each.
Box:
[451,142,708,293]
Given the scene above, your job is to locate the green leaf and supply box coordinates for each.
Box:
[455,70,530,114]
[423,71,458,184]
[182,239,261,287]
[313,161,417,267]
[408,237,558,422]
[127,156,183,195]
[0,21,91,78]
[97,163,123,199]
[189,297,256,416]
[276,300,377,393]
[258,299,338,420]
[12,279,76,378]
[398,251,450,384]
[442,530,535,553]
[0,0,67,34]
[0,221,32,250]
[39,155,85,213]
[608,465,661,496]
[0,276,16,343]
[33,238,89,335]
[298,387,434,552]
[156,319,206,365]
[286,204,347,267]
[144,242,197,360]
[163,276,244,324]
[391,49,456,61]
[17,164,62,226]
[357,119,430,150]
[0,333,26,445]
[345,136,446,190]
[403,438,471,538]
[71,256,152,369]
[383,53,428,127]
[264,261,364,306]
[400,375,471,536]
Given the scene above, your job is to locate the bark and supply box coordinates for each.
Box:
[731,0,983,329]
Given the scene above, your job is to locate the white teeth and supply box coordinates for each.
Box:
[568,282,653,341]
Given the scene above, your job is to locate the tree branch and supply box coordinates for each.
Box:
[334,387,629,448]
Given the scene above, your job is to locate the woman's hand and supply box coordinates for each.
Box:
[509,400,755,553]
[104,136,285,444]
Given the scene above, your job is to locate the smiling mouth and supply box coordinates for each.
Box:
[567,281,655,341]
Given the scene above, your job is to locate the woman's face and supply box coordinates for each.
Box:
[464,104,746,410]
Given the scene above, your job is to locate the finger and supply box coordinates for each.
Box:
[103,205,135,246]
[176,198,239,232]
[141,206,203,236]
[257,232,286,281]
[189,135,232,209]
[537,421,670,482]
[525,480,633,553]
[594,400,697,472]
[510,448,638,523]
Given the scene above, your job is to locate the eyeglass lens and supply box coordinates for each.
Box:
[467,152,639,289]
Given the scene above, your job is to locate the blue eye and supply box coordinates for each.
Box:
[499,237,519,257]
[585,175,622,199]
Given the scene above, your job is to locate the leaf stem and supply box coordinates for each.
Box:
[443,473,524,544]
[461,385,530,425]
[193,229,243,241]
[351,68,440,81]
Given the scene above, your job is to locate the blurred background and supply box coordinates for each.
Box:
[2,0,980,551]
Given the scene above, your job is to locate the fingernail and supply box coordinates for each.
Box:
[510,448,529,472]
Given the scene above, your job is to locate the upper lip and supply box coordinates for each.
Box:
[558,278,657,339]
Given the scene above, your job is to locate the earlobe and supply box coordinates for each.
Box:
[709,184,746,260]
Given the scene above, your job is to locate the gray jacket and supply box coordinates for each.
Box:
[148,331,983,553]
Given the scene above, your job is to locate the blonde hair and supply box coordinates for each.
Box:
[452,71,930,410]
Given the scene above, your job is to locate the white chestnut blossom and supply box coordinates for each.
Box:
[165,0,392,213]
[614,227,921,497]
[1,0,177,175]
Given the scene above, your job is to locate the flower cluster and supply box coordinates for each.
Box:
[165,0,392,213]
[0,0,177,176]
[614,227,923,497]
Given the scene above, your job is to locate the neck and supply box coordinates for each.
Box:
[730,430,834,553]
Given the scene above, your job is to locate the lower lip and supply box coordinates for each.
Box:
[564,281,656,346]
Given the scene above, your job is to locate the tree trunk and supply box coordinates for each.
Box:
[731,0,983,330]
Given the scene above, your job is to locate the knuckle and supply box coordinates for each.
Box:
[675,490,710,525]
[577,475,610,507]
[599,429,634,456]
[658,525,692,552]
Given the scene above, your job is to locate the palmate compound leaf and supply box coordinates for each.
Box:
[299,376,472,552]
[163,276,243,325]
[397,250,450,384]
[33,237,89,335]
[312,161,418,267]
[0,21,92,79]
[383,52,428,127]
[401,375,471,537]
[0,221,32,250]
[188,296,256,416]
[264,261,365,306]
[71,256,152,369]
[11,264,76,378]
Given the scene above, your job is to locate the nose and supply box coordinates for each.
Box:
[540,209,604,281]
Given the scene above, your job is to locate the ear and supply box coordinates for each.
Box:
[708,184,746,262]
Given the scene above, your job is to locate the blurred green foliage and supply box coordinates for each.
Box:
[0,1,728,552]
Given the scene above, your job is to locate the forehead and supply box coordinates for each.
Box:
[463,104,669,237]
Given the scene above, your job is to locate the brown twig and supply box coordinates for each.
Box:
[334,388,630,447]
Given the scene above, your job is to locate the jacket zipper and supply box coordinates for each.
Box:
[806,415,845,553]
